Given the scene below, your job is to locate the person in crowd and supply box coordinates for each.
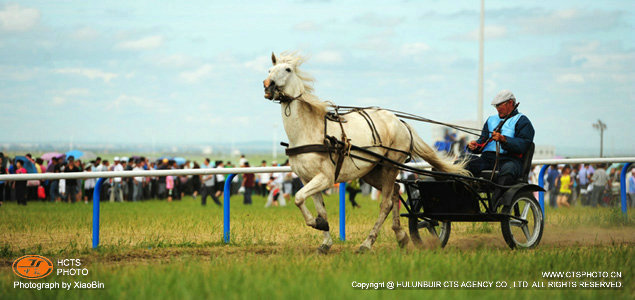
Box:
[258,160,269,196]
[281,160,293,204]
[191,161,201,200]
[25,155,39,201]
[242,162,255,205]
[132,159,145,201]
[239,155,247,167]
[64,156,81,203]
[546,165,560,208]
[346,178,362,208]
[589,164,610,207]
[265,161,286,207]
[555,165,573,208]
[124,157,134,201]
[214,161,225,202]
[110,157,124,202]
[466,90,535,202]
[13,159,27,205]
[577,164,591,206]
[569,164,579,206]
[156,158,169,199]
[200,158,220,206]
[0,152,6,207]
[83,163,96,203]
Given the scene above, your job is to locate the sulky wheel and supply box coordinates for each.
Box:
[408,216,451,248]
[500,192,544,249]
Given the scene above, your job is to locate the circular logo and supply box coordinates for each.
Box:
[12,255,54,279]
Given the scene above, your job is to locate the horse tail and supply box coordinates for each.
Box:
[405,123,471,176]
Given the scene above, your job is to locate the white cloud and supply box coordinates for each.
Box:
[0,66,39,81]
[115,35,164,50]
[52,96,66,105]
[71,27,99,40]
[518,9,623,34]
[243,55,270,73]
[452,25,508,41]
[400,42,431,56]
[51,88,90,105]
[354,12,403,27]
[0,4,40,32]
[54,68,118,83]
[294,21,320,31]
[313,51,343,64]
[179,64,213,83]
[154,54,194,68]
[556,74,585,83]
[356,30,396,51]
[109,94,165,111]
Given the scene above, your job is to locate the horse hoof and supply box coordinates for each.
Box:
[398,236,410,248]
[314,216,330,231]
[356,245,371,254]
[317,244,331,254]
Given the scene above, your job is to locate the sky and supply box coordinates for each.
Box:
[0,0,633,156]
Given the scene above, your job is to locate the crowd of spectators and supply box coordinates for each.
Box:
[530,163,635,208]
[0,152,305,207]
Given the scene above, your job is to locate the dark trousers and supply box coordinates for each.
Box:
[590,185,605,207]
[243,186,253,205]
[465,152,522,185]
[346,186,360,207]
[548,189,558,208]
[15,181,27,205]
[200,185,220,206]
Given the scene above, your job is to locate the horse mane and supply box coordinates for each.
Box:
[278,51,330,115]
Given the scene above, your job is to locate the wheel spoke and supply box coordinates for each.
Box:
[521,203,531,219]
[429,226,438,237]
[510,218,523,227]
[521,224,531,240]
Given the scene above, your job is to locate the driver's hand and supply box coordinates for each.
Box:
[468,141,478,150]
[491,131,507,143]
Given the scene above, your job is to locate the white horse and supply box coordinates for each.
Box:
[263,52,469,252]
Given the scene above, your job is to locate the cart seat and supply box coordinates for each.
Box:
[478,142,535,183]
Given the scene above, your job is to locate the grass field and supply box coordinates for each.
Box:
[1,193,633,299]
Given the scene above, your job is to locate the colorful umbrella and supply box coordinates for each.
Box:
[14,156,38,173]
[174,157,187,166]
[41,152,63,161]
[65,150,84,160]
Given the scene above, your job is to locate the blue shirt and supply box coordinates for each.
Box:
[578,167,589,185]
[547,167,560,190]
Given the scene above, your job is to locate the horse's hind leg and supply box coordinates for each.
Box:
[390,182,409,248]
[358,168,401,252]
[312,192,333,253]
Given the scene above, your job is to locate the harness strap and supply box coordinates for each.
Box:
[283,143,331,156]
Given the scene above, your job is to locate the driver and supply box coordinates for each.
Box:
[466,90,535,190]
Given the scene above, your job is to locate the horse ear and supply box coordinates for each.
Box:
[271,52,277,65]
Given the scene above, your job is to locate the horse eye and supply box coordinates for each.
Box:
[285,68,291,72]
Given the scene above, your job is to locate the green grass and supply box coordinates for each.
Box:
[0,194,633,299]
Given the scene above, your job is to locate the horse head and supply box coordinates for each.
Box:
[263,52,307,101]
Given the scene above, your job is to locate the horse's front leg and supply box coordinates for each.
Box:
[295,173,332,231]
[311,192,333,253]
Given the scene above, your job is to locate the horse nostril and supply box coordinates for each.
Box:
[263,79,275,88]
